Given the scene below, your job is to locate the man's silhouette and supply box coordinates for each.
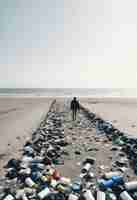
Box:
[70,97,80,121]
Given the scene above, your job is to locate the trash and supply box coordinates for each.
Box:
[71,180,81,192]
[50,179,58,188]
[118,167,128,173]
[52,169,60,180]
[97,190,106,200]
[112,137,125,145]
[120,190,134,200]
[106,190,117,200]
[98,179,114,190]
[99,176,123,190]
[115,157,128,167]
[83,157,96,165]
[104,171,122,179]
[68,193,79,200]
[59,176,71,185]
[87,172,95,179]
[38,187,51,199]
[5,159,21,170]
[82,189,95,200]
[6,168,18,179]
[21,193,28,200]
[3,195,15,200]
[125,181,137,191]
[81,163,92,174]
[2,101,137,200]
[25,177,37,188]
[81,157,95,174]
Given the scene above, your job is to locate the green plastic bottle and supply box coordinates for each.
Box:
[106,190,117,200]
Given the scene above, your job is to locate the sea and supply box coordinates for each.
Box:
[0,88,137,98]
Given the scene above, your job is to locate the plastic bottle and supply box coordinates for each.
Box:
[106,190,117,200]
[19,168,31,175]
[125,181,137,191]
[82,189,95,200]
[99,179,114,189]
[59,177,71,185]
[16,190,26,199]
[104,171,122,179]
[71,182,81,193]
[81,163,91,173]
[88,172,95,179]
[56,184,66,193]
[3,195,14,200]
[97,190,106,200]
[68,193,79,200]
[111,176,123,185]
[52,169,60,180]
[22,194,29,200]
[50,179,58,188]
[99,176,123,190]
[120,191,134,200]
[37,187,51,199]
[25,177,36,187]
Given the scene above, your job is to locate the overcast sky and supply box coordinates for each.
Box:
[0,0,137,88]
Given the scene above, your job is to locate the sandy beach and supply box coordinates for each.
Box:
[0,97,53,174]
[80,97,137,137]
[0,96,137,200]
[0,97,137,176]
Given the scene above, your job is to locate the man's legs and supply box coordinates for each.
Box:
[72,110,75,121]
[72,110,78,121]
[74,110,77,120]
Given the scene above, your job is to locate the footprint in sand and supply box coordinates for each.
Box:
[16,136,21,140]
[0,153,7,160]
[131,124,136,128]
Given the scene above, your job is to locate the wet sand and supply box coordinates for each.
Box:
[0,97,53,174]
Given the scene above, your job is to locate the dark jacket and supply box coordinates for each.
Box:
[70,100,80,111]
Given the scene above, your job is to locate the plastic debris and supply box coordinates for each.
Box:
[1,101,137,200]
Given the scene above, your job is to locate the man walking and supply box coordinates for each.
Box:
[70,97,80,121]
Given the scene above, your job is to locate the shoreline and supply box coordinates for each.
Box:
[0,95,137,98]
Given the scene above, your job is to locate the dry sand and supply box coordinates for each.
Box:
[0,97,53,174]
[81,97,137,137]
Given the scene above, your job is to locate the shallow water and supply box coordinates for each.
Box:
[0,88,137,97]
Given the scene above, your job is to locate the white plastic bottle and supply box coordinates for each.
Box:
[125,181,137,191]
[97,190,106,200]
[4,195,14,200]
[83,189,95,200]
[25,177,36,187]
[120,191,134,200]
[68,193,79,200]
[38,187,51,199]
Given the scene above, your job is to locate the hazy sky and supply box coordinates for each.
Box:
[0,0,137,88]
